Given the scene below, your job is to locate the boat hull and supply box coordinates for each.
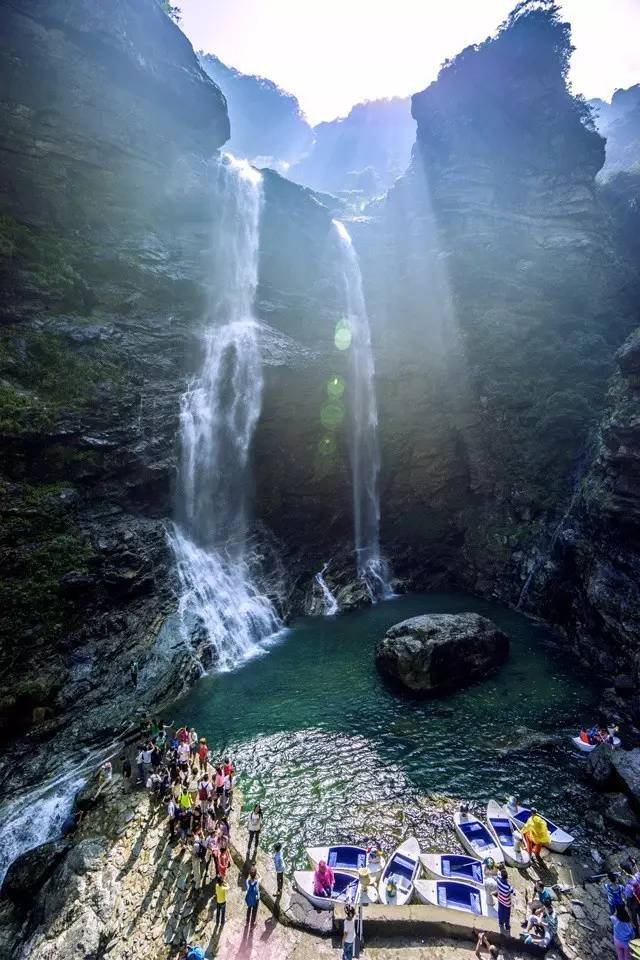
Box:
[378,836,421,906]
[486,800,530,868]
[293,870,360,910]
[420,853,485,887]
[507,806,574,854]
[571,736,620,753]
[414,878,496,918]
[453,813,504,865]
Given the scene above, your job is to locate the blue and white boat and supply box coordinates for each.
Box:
[453,811,504,864]
[414,878,497,918]
[293,869,361,910]
[486,800,530,867]
[378,837,421,905]
[420,853,485,887]
[306,844,385,877]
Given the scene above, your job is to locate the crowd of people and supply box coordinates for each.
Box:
[128,718,274,938]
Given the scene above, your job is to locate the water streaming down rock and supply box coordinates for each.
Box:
[332,219,391,599]
[169,155,281,670]
[315,562,339,615]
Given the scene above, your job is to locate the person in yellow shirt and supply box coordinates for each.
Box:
[522,810,551,860]
[215,874,228,927]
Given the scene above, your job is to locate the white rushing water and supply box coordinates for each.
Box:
[169,155,281,670]
[333,219,391,599]
[315,562,339,615]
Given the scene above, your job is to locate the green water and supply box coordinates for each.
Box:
[173,593,600,869]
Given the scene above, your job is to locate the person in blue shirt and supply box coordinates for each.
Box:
[182,945,205,960]
[612,903,634,960]
[273,842,285,897]
[603,872,626,914]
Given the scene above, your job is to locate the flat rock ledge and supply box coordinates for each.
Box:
[375,612,509,694]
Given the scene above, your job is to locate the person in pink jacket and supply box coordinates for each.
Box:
[314,860,335,897]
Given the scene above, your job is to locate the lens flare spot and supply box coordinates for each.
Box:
[320,403,345,429]
[318,435,337,457]
[327,375,345,399]
[334,319,352,351]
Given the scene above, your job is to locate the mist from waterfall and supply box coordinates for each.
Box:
[333,219,391,599]
[169,155,281,670]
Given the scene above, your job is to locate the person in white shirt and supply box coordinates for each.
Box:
[342,904,356,960]
[246,803,263,859]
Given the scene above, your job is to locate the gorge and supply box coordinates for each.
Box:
[1,0,640,956]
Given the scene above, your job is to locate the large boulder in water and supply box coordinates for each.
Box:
[375,612,509,694]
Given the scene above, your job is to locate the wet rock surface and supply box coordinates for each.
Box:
[375,613,509,693]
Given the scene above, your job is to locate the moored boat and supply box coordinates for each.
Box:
[306,844,385,876]
[571,735,620,753]
[378,836,421,905]
[414,878,497,917]
[507,804,574,853]
[453,810,504,864]
[420,853,485,887]
[486,800,530,868]
[293,869,360,910]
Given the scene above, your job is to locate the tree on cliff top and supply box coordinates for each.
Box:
[415,0,601,171]
[158,0,181,23]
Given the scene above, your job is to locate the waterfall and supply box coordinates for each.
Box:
[315,562,339,616]
[332,219,391,599]
[169,155,281,670]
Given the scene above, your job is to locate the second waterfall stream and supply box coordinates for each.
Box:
[169,155,281,669]
[333,219,391,599]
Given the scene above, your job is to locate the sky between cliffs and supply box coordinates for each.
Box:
[180,0,640,125]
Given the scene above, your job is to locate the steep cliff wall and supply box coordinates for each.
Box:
[356,2,635,603]
[0,0,356,743]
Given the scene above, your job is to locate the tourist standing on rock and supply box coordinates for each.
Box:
[245,865,260,925]
[136,745,146,783]
[495,866,515,934]
[120,754,131,782]
[223,756,235,804]
[217,842,231,881]
[214,874,228,926]
[197,774,211,815]
[273,842,284,896]
[167,794,178,839]
[246,803,263,858]
[189,727,198,759]
[604,871,626,914]
[622,867,640,934]
[342,904,356,960]
[612,903,635,960]
[197,738,209,773]
[521,809,550,861]
[192,829,206,892]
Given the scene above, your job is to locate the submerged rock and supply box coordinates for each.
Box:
[375,612,509,694]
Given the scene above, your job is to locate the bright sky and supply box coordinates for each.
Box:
[179,0,640,125]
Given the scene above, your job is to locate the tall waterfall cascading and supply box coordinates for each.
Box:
[332,219,391,599]
[169,155,281,670]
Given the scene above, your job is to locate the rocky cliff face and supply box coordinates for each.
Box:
[0,0,345,745]
[355,2,636,613]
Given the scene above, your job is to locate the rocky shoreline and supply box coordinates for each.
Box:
[3,732,640,959]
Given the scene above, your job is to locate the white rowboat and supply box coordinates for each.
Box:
[420,853,485,887]
[486,800,530,868]
[306,844,385,876]
[378,837,421,905]
[453,811,504,865]
[571,735,620,753]
[507,804,574,853]
[414,878,497,917]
